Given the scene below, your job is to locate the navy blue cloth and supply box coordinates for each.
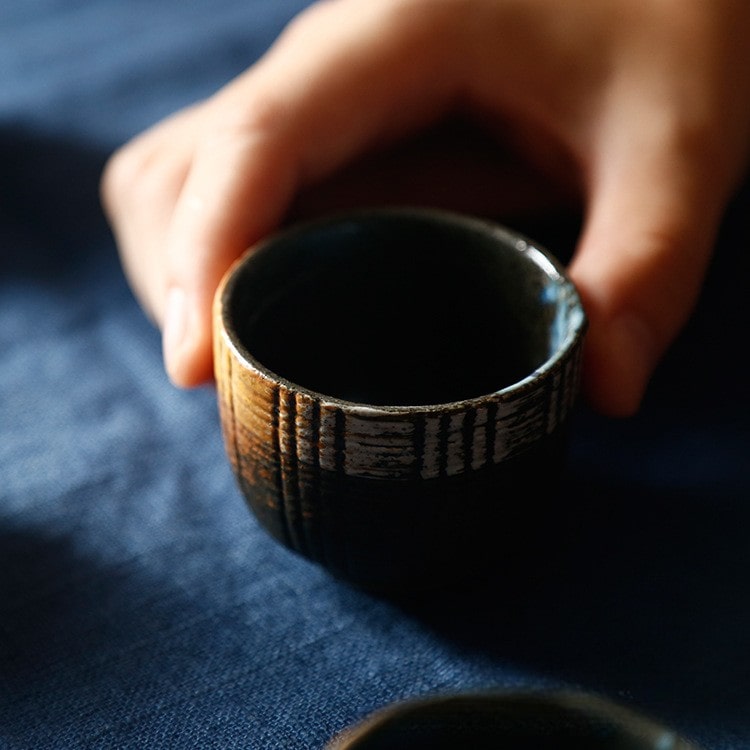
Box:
[2,2,749,748]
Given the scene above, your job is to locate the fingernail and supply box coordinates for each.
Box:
[162,286,189,384]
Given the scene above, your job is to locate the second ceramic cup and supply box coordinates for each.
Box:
[213,208,587,591]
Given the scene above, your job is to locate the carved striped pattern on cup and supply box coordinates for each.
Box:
[216,330,327,562]
[216,330,583,486]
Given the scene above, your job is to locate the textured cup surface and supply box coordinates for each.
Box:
[213,208,587,591]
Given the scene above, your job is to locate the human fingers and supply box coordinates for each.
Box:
[100,105,205,324]
[159,0,471,387]
[569,109,733,417]
[568,0,750,417]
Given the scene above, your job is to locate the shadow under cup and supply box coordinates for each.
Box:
[214,209,587,591]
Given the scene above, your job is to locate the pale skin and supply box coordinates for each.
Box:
[100,0,750,417]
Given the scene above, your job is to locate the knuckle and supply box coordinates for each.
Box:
[100,139,155,215]
[101,135,187,220]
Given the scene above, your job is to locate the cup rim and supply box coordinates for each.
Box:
[216,206,588,415]
[324,688,700,749]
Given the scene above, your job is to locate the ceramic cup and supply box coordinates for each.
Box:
[324,690,702,749]
[213,208,587,591]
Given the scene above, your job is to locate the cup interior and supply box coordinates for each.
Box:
[223,210,582,406]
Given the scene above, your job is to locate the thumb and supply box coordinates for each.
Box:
[569,123,727,417]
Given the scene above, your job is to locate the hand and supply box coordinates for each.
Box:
[100,0,750,416]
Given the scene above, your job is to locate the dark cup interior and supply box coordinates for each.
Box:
[226,211,569,406]
[331,692,697,750]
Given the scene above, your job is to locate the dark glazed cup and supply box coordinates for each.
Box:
[213,208,587,591]
[324,690,702,749]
